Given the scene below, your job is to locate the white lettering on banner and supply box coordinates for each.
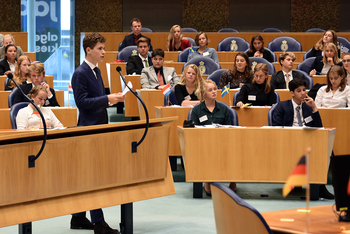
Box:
[36,43,58,53]
[36,32,59,44]
[21,1,58,22]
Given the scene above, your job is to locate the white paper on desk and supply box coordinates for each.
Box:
[122,81,132,95]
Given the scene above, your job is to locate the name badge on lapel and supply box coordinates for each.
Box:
[304,116,313,124]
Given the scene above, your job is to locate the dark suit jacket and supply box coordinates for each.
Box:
[310,56,343,75]
[72,61,109,126]
[126,55,153,75]
[13,83,60,106]
[270,70,306,89]
[272,100,323,127]
[0,57,11,75]
[119,34,153,51]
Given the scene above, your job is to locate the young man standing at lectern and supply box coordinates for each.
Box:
[71,32,124,234]
[272,78,334,199]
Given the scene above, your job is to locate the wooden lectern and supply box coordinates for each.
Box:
[0,117,176,234]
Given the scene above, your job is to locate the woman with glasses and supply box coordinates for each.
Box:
[315,65,350,108]
[235,63,276,107]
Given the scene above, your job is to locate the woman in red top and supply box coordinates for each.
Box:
[166,25,191,51]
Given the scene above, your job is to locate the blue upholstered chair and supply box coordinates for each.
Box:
[267,36,302,52]
[217,28,239,33]
[338,37,350,53]
[261,27,283,33]
[244,47,277,63]
[4,77,9,90]
[233,90,280,106]
[206,69,227,86]
[292,69,313,89]
[181,27,198,32]
[188,101,239,126]
[164,87,177,106]
[267,103,279,126]
[183,57,221,75]
[249,57,276,75]
[140,27,154,32]
[117,45,152,61]
[8,87,18,108]
[305,28,326,33]
[10,102,28,129]
[296,57,316,74]
[303,48,312,60]
[211,182,274,234]
[184,37,196,47]
[178,46,199,62]
[217,37,250,52]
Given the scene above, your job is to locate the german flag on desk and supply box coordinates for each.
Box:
[347,175,350,196]
[283,156,307,197]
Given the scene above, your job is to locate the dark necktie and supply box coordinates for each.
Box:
[93,67,104,93]
[296,106,303,126]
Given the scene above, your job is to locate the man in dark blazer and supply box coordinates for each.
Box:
[126,37,153,75]
[71,32,124,234]
[270,52,307,89]
[118,18,153,51]
[13,63,60,106]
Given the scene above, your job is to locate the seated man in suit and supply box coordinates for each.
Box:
[272,78,333,199]
[118,17,153,51]
[270,52,306,89]
[126,37,152,75]
[13,63,60,106]
[140,48,179,90]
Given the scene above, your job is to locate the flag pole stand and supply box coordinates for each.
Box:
[228,82,231,106]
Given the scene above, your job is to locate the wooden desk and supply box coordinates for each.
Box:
[178,127,335,183]
[106,62,126,93]
[99,51,118,88]
[0,90,64,108]
[0,117,175,229]
[25,52,36,61]
[0,32,28,51]
[262,205,350,234]
[312,75,327,84]
[0,107,77,129]
[0,75,54,91]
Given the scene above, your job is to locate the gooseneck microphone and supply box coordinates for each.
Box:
[8,73,47,168]
[116,67,149,153]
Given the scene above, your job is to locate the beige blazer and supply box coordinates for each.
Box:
[140,66,179,89]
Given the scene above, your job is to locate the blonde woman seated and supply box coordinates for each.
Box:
[166,25,191,51]
[315,65,350,108]
[236,63,276,107]
[16,86,63,129]
[174,64,204,106]
[191,79,235,195]
[5,55,31,90]
[309,42,342,76]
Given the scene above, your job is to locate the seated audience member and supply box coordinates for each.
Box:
[0,34,25,60]
[16,86,63,129]
[218,52,253,89]
[140,48,179,89]
[5,55,31,90]
[246,35,274,63]
[13,63,59,106]
[174,64,204,106]
[270,52,306,89]
[342,53,350,85]
[191,79,236,196]
[236,63,275,106]
[166,25,191,51]
[187,32,219,63]
[0,34,3,47]
[118,18,153,51]
[315,65,350,108]
[273,78,334,199]
[309,30,340,58]
[126,37,153,75]
[309,42,342,76]
[0,44,17,75]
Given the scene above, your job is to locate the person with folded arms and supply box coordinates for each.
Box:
[309,42,342,76]
[236,63,276,107]
[174,64,204,106]
[16,86,63,129]
[315,65,350,108]
[187,32,219,63]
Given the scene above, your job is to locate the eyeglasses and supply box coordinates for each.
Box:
[343,59,350,63]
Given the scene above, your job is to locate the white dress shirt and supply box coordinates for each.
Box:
[315,85,350,108]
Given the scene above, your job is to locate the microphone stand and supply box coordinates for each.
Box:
[117,68,149,153]
[9,75,47,168]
